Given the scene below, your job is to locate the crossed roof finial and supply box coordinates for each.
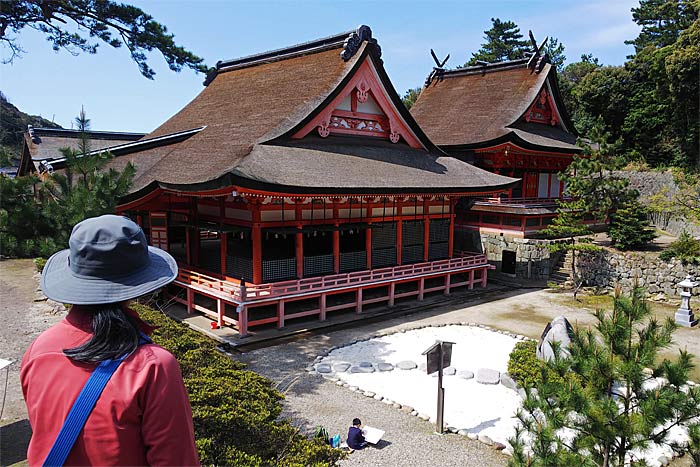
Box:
[527,30,549,74]
[425,49,450,86]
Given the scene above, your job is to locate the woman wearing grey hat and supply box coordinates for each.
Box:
[20,215,199,466]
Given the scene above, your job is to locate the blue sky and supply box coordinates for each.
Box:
[1,0,641,133]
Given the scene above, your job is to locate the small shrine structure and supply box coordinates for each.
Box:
[66,26,517,335]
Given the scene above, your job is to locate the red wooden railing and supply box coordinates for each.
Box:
[477,196,564,206]
[174,252,489,304]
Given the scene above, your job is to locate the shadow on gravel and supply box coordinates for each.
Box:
[1,418,31,466]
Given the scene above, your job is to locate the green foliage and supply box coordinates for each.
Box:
[659,231,700,264]
[508,341,540,388]
[626,0,699,53]
[0,110,135,258]
[34,256,46,272]
[465,18,530,65]
[508,288,700,467]
[0,0,208,79]
[608,200,656,250]
[401,87,421,110]
[0,92,61,160]
[543,37,566,71]
[132,304,343,467]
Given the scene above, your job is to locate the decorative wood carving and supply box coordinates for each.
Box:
[341,25,381,62]
[293,59,424,149]
[524,88,558,126]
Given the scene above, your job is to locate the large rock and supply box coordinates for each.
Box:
[476,368,500,385]
[537,315,574,362]
[500,373,518,390]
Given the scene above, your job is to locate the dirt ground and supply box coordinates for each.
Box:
[0,259,65,467]
[1,258,697,466]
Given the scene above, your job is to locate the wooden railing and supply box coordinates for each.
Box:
[477,196,564,206]
[175,252,490,304]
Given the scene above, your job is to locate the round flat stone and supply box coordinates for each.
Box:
[332,363,351,372]
[350,366,375,373]
[397,360,417,370]
[500,374,518,390]
[315,363,332,374]
[444,366,457,376]
[377,363,394,372]
[418,362,427,372]
[358,361,374,368]
[477,368,500,385]
[458,370,474,380]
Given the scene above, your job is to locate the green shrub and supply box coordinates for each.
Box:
[608,200,656,250]
[659,231,700,264]
[34,257,47,273]
[132,304,343,467]
[508,340,541,388]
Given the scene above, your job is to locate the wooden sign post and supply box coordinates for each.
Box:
[422,340,455,434]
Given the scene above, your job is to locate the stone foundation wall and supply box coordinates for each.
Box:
[457,229,566,279]
[579,249,699,298]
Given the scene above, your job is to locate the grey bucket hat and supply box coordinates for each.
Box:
[41,214,178,305]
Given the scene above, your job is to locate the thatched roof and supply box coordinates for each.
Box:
[410,59,579,152]
[102,26,518,202]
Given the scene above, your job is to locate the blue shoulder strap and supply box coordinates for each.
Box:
[42,333,152,467]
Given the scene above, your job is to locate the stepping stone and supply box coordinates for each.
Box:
[397,360,417,370]
[358,361,373,368]
[350,366,375,373]
[500,374,517,390]
[477,368,500,385]
[332,363,351,372]
[457,370,474,380]
[315,363,332,374]
[444,366,456,376]
[418,362,427,372]
[376,362,394,372]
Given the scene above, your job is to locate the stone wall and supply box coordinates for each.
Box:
[457,229,565,279]
[616,170,700,237]
[579,249,699,298]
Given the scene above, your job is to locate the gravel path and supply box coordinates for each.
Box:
[0,259,65,467]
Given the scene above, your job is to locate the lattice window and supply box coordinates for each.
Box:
[227,255,253,282]
[340,251,366,273]
[303,254,334,277]
[428,243,449,261]
[372,222,396,248]
[429,219,450,243]
[402,220,424,264]
[372,247,396,268]
[263,258,297,282]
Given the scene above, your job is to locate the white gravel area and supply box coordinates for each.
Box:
[319,325,522,448]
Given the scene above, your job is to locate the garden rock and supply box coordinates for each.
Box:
[500,374,517,390]
[444,366,456,375]
[457,370,474,380]
[315,363,332,374]
[332,363,351,372]
[376,362,394,372]
[397,360,417,370]
[478,434,494,446]
[476,368,500,385]
[350,366,374,373]
[358,361,373,368]
[537,315,573,362]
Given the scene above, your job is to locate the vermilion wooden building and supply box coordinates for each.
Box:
[78,26,517,335]
[411,52,584,277]
[411,55,582,238]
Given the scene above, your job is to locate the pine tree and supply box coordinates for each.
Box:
[466,18,530,65]
[401,87,422,110]
[608,199,656,250]
[626,0,698,53]
[543,37,566,71]
[509,287,700,467]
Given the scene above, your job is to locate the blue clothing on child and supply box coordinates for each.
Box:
[347,426,367,450]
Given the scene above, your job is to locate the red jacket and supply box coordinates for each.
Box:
[21,308,200,466]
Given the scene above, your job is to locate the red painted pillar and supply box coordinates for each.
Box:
[448,198,455,258]
[319,294,327,321]
[296,230,303,279]
[217,299,224,327]
[396,220,403,265]
[423,217,430,262]
[277,301,285,328]
[365,227,372,270]
[221,232,227,277]
[333,229,340,273]
[252,225,262,284]
[238,304,248,336]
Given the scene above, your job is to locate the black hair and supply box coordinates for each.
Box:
[353,418,361,426]
[63,303,141,363]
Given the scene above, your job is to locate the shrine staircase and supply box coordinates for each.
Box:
[549,251,573,285]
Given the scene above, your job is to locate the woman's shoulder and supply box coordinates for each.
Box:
[126,342,180,373]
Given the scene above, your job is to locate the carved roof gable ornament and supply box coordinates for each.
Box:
[341,25,381,61]
[527,30,550,74]
[425,49,450,86]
